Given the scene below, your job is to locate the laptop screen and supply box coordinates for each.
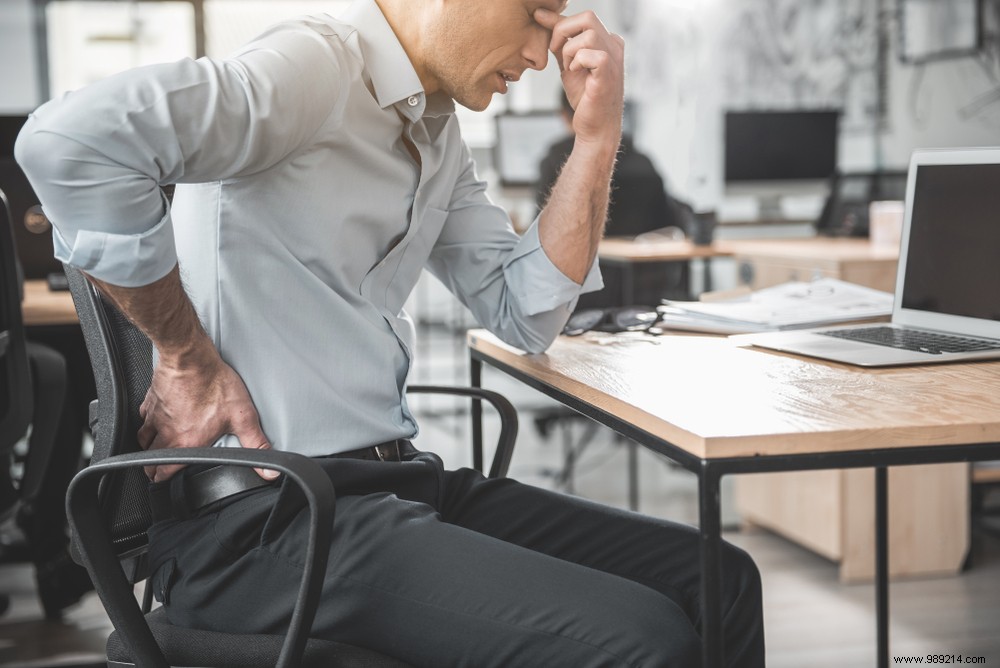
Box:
[901,163,1000,322]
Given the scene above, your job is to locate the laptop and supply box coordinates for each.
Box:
[733,147,1000,367]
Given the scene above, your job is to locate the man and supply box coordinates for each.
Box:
[16,0,764,665]
[536,92,692,308]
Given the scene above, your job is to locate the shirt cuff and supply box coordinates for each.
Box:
[502,218,603,317]
[52,207,178,287]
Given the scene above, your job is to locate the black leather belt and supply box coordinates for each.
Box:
[148,439,411,522]
[324,439,410,463]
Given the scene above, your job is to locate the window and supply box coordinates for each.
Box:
[203,0,349,57]
[46,1,195,97]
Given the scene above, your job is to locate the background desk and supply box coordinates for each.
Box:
[468,329,1000,667]
[23,279,79,326]
[597,238,734,301]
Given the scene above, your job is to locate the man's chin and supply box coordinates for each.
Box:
[453,90,493,113]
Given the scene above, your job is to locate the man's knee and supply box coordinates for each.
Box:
[722,541,762,601]
[630,613,701,668]
[601,591,701,668]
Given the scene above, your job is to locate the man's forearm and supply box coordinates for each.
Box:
[87,265,215,367]
[538,139,618,284]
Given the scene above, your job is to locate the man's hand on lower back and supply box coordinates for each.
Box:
[86,266,277,483]
[137,342,276,482]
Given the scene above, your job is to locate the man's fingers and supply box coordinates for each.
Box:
[146,433,187,482]
[567,48,612,75]
[545,11,609,58]
[151,464,184,483]
[561,29,601,72]
[534,8,566,72]
[238,422,279,480]
[137,420,156,450]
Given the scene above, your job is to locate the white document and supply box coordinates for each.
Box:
[659,278,894,334]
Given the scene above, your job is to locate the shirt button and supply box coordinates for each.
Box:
[407,95,419,107]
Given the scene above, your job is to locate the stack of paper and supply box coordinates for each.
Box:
[658,278,894,334]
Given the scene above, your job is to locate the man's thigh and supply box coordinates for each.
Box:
[438,468,765,668]
[155,482,699,668]
[441,469,705,612]
[290,491,698,667]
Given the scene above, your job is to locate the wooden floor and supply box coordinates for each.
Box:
[3,323,999,666]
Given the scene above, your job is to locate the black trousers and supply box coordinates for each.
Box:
[148,449,764,668]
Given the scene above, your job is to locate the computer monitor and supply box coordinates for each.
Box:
[494,111,568,188]
[724,109,840,218]
[1,114,65,281]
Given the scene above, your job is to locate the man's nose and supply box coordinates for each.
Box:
[523,28,550,71]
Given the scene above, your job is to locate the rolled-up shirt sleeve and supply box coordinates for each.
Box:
[427,143,602,354]
[14,19,345,287]
[503,220,603,315]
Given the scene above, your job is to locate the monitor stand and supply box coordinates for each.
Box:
[757,194,785,222]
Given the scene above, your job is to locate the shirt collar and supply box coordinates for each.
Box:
[340,0,454,120]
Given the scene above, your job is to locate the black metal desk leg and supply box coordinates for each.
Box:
[470,355,484,473]
[628,441,639,512]
[876,466,889,668]
[699,464,725,668]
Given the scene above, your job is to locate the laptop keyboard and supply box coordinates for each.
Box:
[817,326,1000,355]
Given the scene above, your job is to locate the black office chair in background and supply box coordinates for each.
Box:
[62,264,519,667]
[0,188,70,618]
[0,192,35,541]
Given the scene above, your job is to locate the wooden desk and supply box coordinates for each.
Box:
[23,279,79,326]
[597,238,735,300]
[468,329,1000,668]
[598,238,733,263]
[720,238,970,581]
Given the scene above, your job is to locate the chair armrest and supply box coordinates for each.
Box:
[407,385,518,478]
[66,447,333,668]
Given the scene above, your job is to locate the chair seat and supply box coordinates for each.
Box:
[106,607,415,668]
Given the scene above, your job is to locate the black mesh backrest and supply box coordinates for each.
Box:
[0,187,31,454]
[65,266,154,561]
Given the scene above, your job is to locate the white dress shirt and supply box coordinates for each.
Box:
[16,0,601,456]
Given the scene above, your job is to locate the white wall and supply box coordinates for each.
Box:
[0,0,42,112]
[629,0,1000,212]
[881,3,1000,164]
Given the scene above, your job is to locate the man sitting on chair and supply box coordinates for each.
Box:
[16,0,763,665]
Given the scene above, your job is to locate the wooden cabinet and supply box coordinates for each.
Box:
[731,238,899,293]
[729,238,970,582]
[736,465,970,582]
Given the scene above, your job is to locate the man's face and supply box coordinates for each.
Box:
[425,0,567,111]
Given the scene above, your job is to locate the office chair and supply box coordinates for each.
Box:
[0,192,33,500]
[62,265,519,667]
[0,188,69,616]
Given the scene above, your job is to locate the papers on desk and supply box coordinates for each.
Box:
[658,278,894,334]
